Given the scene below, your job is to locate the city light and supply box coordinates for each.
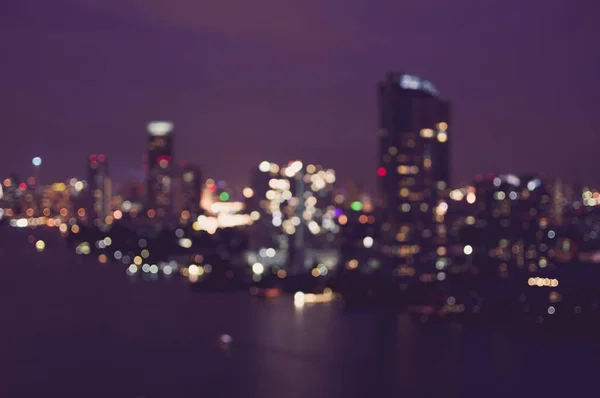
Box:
[178,238,192,248]
[258,161,271,172]
[252,263,264,275]
[350,201,363,211]
[242,187,254,198]
[0,70,594,340]
[35,240,45,252]
[147,121,173,136]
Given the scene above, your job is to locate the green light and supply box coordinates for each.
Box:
[219,192,230,202]
[350,201,363,212]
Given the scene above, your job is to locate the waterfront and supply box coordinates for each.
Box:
[0,226,597,397]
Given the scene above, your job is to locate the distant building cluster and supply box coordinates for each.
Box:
[244,160,341,276]
[2,72,600,318]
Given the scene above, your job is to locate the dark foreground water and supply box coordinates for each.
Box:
[0,226,598,397]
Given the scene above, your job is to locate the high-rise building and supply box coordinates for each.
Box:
[245,160,340,276]
[1,175,23,214]
[31,157,42,191]
[377,72,451,281]
[455,173,554,282]
[245,161,277,216]
[146,121,174,218]
[87,154,111,224]
[179,163,204,215]
[551,179,564,225]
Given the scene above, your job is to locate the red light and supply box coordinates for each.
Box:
[377,167,387,177]
[98,154,105,162]
[19,183,26,191]
[157,155,171,163]
[488,173,495,179]
[475,174,483,181]
[90,154,96,162]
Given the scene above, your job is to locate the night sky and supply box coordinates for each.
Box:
[2,0,598,192]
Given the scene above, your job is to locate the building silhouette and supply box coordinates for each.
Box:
[377,72,451,281]
[146,121,174,218]
[87,154,111,224]
[175,162,203,216]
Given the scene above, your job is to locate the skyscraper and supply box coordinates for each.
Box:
[146,121,174,218]
[179,163,204,215]
[377,73,451,281]
[87,154,111,224]
[245,160,339,276]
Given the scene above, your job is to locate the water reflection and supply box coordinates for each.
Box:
[395,314,418,396]
[336,313,466,397]
[238,299,342,397]
[490,331,515,383]
[2,226,600,397]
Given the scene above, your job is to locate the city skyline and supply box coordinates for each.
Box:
[2,1,598,190]
[3,3,600,396]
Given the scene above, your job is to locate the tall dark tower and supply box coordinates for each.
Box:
[146,121,174,218]
[179,163,204,215]
[377,73,451,281]
[87,153,111,224]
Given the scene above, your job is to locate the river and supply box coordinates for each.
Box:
[0,226,596,397]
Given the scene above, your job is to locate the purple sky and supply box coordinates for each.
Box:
[1,0,598,191]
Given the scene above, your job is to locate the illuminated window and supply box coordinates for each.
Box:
[420,128,434,138]
[397,165,418,175]
[409,192,424,202]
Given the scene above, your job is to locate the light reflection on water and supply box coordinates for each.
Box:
[0,227,599,397]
